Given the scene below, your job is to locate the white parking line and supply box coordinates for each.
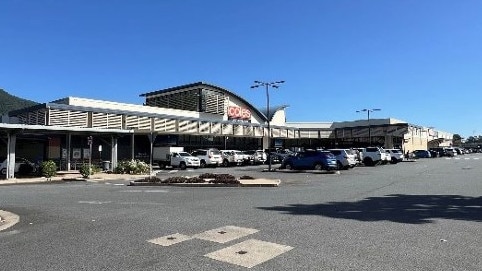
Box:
[78,201,112,204]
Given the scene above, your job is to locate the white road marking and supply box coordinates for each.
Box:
[147,233,192,247]
[120,189,169,193]
[0,230,20,237]
[193,226,259,244]
[205,239,293,268]
[78,201,112,204]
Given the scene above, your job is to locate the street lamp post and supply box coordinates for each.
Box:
[356,108,381,146]
[251,80,285,172]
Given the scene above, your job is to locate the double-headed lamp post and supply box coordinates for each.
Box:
[356,108,381,146]
[251,80,285,172]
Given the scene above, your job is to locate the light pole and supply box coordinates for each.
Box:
[356,108,381,146]
[251,80,285,172]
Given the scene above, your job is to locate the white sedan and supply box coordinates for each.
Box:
[0,157,36,175]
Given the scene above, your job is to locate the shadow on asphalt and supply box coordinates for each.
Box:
[258,194,482,224]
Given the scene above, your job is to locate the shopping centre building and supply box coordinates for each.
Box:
[1,82,453,178]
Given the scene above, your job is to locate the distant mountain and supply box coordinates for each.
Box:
[0,89,39,115]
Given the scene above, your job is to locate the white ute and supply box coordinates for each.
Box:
[153,146,200,170]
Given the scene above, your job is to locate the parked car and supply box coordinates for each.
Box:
[454,148,464,155]
[244,150,267,165]
[328,149,357,169]
[267,149,293,164]
[279,150,337,171]
[413,150,432,158]
[380,149,392,165]
[0,157,36,175]
[445,148,457,157]
[429,147,447,157]
[361,147,383,166]
[220,150,245,167]
[385,149,404,163]
[190,149,222,167]
[428,149,439,158]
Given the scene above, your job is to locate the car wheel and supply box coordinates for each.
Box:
[285,163,294,170]
[222,159,229,167]
[337,161,344,170]
[363,158,374,166]
[200,160,206,168]
[314,163,323,170]
[179,162,187,170]
[390,157,398,164]
[1,168,6,175]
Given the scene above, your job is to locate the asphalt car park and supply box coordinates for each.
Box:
[1,153,481,270]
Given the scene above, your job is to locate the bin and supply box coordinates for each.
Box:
[102,161,111,171]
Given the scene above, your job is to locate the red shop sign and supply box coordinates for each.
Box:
[228,106,251,120]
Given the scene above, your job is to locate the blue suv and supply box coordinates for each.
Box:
[280,150,338,171]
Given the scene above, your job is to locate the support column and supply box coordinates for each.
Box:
[6,132,17,179]
[262,135,269,151]
[111,136,118,171]
[66,133,72,171]
[130,133,135,160]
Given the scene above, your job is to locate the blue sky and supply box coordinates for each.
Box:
[1,1,481,138]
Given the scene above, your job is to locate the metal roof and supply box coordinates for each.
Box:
[139,82,268,122]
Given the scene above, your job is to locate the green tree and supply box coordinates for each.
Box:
[453,134,462,146]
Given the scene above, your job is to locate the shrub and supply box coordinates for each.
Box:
[239,175,255,180]
[210,174,240,184]
[41,160,57,179]
[199,173,217,179]
[184,177,205,183]
[79,164,92,178]
[114,160,150,174]
[77,163,100,178]
[142,176,162,183]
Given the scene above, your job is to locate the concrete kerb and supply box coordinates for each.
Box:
[0,210,20,232]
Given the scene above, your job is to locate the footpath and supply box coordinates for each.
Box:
[0,171,149,185]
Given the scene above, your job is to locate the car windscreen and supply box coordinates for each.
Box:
[319,152,335,158]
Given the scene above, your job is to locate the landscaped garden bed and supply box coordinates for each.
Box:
[129,173,279,187]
